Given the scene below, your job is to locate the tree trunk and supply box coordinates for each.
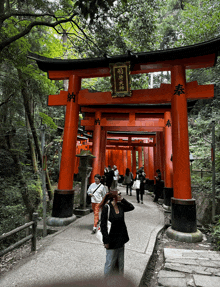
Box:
[17,69,52,200]
[5,129,34,219]
[26,115,38,173]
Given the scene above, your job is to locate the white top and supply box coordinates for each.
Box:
[113,169,119,180]
[87,183,106,203]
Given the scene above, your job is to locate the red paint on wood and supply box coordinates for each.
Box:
[171,66,191,199]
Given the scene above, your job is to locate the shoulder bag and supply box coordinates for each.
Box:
[96,204,111,243]
[86,183,101,205]
[132,175,141,190]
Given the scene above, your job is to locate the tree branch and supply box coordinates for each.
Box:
[0,93,14,107]
[0,11,59,22]
[0,12,78,51]
[71,20,103,54]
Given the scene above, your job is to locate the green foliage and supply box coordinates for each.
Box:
[39,112,58,130]
[177,0,220,45]
[27,179,42,207]
[208,216,220,250]
[0,179,26,250]
[74,0,127,23]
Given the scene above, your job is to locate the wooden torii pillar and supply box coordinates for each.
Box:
[148,140,155,190]
[143,140,149,179]
[138,146,143,170]
[99,127,107,176]
[163,111,173,210]
[127,149,132,171]
[50,76,81,218]
[169,65,196,236]
[90,111,101,180]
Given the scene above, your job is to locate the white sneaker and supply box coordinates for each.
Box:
[91,227,97,234]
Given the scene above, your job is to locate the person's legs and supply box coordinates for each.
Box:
[111,180,116,190]
[92,203,100,232]
[117,246,125,275]
[136,189,140,203]
[140,191,143,203]
[104,249,118,276]
[130,184,132,196]
[126,184,128,195]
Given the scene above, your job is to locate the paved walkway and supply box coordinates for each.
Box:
[0,186,164,287]
[157,248,220,287]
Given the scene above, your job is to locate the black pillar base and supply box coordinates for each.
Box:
[171,197,197,233]
[52,190,74,218]
[163,187,173,207]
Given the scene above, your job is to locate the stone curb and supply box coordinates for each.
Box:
[166,226,203,243]
[46,215,77,226]
[139,203,165,285]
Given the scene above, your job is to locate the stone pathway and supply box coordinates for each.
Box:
[157,248,220,287]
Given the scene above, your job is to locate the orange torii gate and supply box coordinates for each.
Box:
[105,139,147,175]
[81,115,164,177]
[81,106,171,202]
[81,106,163,175]
[106,139,154,174]
[29,37,219,241]
[106,132,156,179]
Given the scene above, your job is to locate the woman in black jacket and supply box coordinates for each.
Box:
[100,192,134,276]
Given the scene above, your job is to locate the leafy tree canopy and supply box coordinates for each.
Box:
[0,0,127,56]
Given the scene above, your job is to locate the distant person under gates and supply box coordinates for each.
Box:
[105,165,114,192]
[123,168,133,196]
[154,169,162,202]
[112,165,119,190]
[87,174,106,234]
[139,166,144,175]
[99,191,134,276]
[135,169,146,204]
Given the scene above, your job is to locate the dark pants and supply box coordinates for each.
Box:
[126,184,132,195]
[136,189,143,202]
[154,182,163,202]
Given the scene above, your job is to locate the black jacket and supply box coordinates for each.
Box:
[100,198,134,249]
[105,169,114,187]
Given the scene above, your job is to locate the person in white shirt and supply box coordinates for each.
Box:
[87,174,106,234]
[112,165,119,190]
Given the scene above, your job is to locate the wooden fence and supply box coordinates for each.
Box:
[0,213,38,257]
[192,169,212,179]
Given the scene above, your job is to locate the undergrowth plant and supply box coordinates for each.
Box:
[208,215,220,250]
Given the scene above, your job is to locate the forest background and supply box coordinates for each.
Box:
[1,0,220,249]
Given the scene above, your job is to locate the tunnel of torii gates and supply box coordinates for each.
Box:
[79,107,172,190]
[29,36,220,238]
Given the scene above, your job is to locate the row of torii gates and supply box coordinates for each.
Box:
[75,107,170,182]
[29,37,220,241]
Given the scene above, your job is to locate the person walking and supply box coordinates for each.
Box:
[135,170,146,204]
[154,169,162,202]
[123,168,133,196]
[87,174,106,234]
[112,165,119,190]
[105,165,114,192]
[99,192,134,276]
